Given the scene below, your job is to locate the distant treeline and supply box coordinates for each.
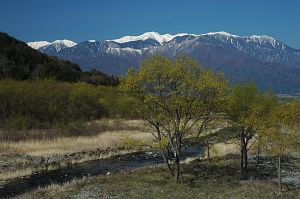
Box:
[0,79,137,131]
[0,32,119,86]
[81,69,119,86]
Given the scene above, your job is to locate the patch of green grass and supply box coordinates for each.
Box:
[16,158,300,199]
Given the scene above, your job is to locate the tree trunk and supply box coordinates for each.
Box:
[207,145,211,162]
[174,155,180,183]
[278,156,282,191]
[240,130,245,170]
[256,147,260,168]
[244,147,248,170]
[240,146,244,169]
[174,125,181,183]
[161,150,174,177]
[240,146,248,171]
[240,138,248,171]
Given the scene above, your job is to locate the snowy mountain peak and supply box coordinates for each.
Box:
[202,31,239,38]
[27,41,50,49]
[51,39,77,47]
[199,32,278,44]
[196,32,280,47]
[27,40,77,50]
[110,31,281,46]
[110,32,188,44]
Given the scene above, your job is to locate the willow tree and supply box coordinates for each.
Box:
[265,100,300,191]
[226,83,276,171]
[119,55,228,183]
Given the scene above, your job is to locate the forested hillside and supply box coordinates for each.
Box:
[0,32,119,86]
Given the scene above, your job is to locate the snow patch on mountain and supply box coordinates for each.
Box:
[248,35,277,47]
[27,41,50,49]
[110,32,189,44]
[106,47,142,55]
[51,40,77,47]
[27,40,77,51]
[201,31,239,38]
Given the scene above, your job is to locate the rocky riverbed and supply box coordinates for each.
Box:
[0,147,138,181]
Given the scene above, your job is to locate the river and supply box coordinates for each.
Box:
[0,146,203,198]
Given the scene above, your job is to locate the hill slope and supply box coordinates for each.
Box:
[0,32,118,86]
[0,32,82,81]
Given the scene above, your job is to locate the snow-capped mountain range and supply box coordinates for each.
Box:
[28,39,77,51]
[27,31,300,93]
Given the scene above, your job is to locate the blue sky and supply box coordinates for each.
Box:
[1,0,300,48]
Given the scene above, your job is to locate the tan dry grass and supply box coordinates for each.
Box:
[0,130,153,156]
[210,142,240,157]
[0,128,154,181]
[0,168,34,181]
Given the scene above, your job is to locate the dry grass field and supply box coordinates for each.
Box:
[0,119,154,181]
[0,130,153,156]
[0,119,153,155]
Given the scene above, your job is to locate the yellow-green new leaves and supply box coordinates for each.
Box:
[226,83,277,170]
[119,55,228,134]
[265,100,300,156]
[119,55,228,182]
[152,138,169,150]
[263,100,300,191]
[227,83,276,133]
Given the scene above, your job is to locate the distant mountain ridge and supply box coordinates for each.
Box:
[28,39,77,50]
[28,31,300,93]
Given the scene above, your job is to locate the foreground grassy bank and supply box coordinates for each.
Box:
[15,157,300,199]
